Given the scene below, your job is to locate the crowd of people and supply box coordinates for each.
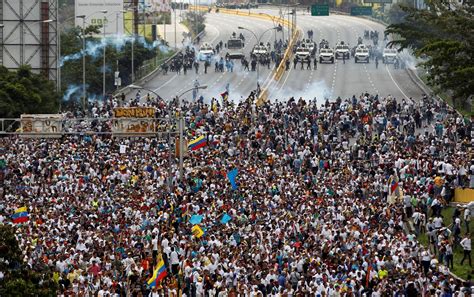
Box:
[1,91,473,296]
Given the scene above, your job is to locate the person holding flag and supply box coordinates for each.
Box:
[11,206,29,224]
[147,257,168,289]
[192,79,200,101]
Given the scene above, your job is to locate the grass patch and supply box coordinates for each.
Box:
[416,206,474,280]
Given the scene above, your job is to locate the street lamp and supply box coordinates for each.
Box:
[289,10,296,37]
[258,13,278,43]
[124,6,137,83]
[238,26,279,93]
[129,84,207,185]
[129,84,175,192]
[57,15,84,99]
[76,15,86,113]
[176,85,207,181]
[55,11,108,112]
[100,10,108,101]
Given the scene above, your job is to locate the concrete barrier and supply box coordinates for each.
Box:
[257,29,300,105]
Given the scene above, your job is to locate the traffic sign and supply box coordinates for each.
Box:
[351,6,373,16]
[363,0,392,3]
[311,4,329,16]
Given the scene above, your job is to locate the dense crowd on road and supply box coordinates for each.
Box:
[1,91,473,296]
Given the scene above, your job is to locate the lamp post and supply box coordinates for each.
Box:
[289,9,296,37]
[258,13,278,43]
[176,85,208,181]
[129,84,174,192]
[174,7,177,50]
[101,10,108,101]
[124,6,137,83]
[57,16,76,103]
[129,84,207,187]
[58,12,106,112]
[238,26,279,92]
[0,24,3,67]
[76,15,86,113]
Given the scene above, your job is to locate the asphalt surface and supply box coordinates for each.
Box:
[141,12,289,102]
[141,9,424,104]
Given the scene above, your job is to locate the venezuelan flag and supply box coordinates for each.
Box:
[220,91,228,101]
[147,259,167,288]
[188,135,207,151]
[12,206,29,224]
[390,179,399,193]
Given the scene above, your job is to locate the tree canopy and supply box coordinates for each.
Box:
[0,65,59,118]
[60,24,162,106]
[0,224,57,296]
[385,0,474,107]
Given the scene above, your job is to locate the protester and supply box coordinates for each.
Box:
[0,91,472,296]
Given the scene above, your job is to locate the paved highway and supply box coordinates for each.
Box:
[257,8,423,103]
[141,8,424,104]
[141,12,289,102]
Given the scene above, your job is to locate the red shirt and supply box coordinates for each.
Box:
[88,264,101,277]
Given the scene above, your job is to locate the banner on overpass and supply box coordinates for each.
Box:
[20,114,64,138]
[351,6,373,16]
[112,107,157,136]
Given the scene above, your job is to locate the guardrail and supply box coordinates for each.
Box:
[257,28,301,104]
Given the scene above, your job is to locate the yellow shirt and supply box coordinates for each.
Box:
[378,269,388,279]
[67,270,78,283]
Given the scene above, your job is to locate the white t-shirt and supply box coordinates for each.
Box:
[464,209,471,222]
[461,238,471,251]
[170,251,179,265]
[433,217,443,228]
[161,238,169,249]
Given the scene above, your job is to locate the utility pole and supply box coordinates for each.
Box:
[131,11,135,83]
[174,7,177,49]
[76,15,87,113]
[102,14,107,101]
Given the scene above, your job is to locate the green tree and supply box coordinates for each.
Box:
[385,0,474,108]
[0,65,59,118]
[0,225,57,296]
[60,24,161,103]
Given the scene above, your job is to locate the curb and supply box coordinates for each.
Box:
[405,68,430,95]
